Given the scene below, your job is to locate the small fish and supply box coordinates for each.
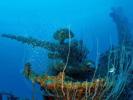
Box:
[109,64,115,73]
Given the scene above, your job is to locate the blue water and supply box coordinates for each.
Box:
[0,0,133,99]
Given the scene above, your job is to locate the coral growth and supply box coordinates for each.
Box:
[1,28,95,81]
[24,63,106,100]
[53,28,74,44]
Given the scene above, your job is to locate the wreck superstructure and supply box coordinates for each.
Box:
[1,7,133,99]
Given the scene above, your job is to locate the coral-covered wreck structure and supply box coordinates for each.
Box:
[1,7,133,100]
